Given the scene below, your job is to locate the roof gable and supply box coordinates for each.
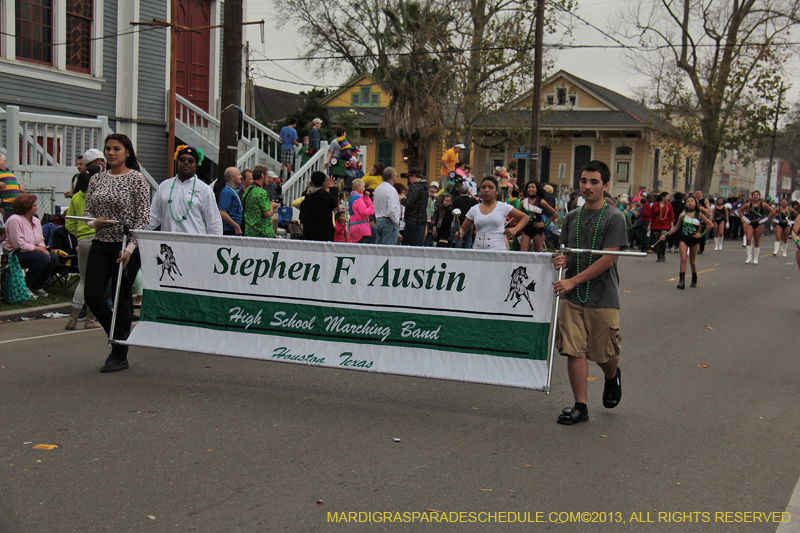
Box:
[320,73,388,105]
[508,70,657,125]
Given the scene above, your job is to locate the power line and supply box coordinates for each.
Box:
[0,24,166,48]
[249,48,317,87]
[249,40,799,64]
[548,1,629,49]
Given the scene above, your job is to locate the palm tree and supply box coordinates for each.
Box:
[373,1,453,170]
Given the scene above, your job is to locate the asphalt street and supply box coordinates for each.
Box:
[1,238,799,532]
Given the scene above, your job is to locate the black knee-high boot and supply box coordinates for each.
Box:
[677,272,685,289]
[690,272,697,287]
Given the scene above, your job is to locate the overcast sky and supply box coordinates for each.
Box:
[244,0,799,107]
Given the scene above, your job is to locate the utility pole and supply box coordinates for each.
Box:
[765,82,784,199]
[218,0,244,180]
[166,0,178,179]
[245,41,255,117]
[528,0,545,182]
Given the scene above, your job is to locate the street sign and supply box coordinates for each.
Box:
[513,152,530,159]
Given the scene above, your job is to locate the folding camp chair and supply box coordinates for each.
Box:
[43,226,80,293]
[43,253,80,293]
[288,222,303,239]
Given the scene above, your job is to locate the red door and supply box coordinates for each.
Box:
[176,0,211,112]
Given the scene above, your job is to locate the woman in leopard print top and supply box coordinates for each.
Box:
[84,134,150,373]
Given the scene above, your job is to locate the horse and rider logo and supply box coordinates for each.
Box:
[156,243,182,281]
[505,266,536,310]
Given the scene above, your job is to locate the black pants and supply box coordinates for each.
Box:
[728,217,742,240]
[403,222,426,246]
[84,241,141,358]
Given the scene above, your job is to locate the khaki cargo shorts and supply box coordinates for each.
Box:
[555,300,622,363]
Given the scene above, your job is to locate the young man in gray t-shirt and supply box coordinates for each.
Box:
[552,160,628,425]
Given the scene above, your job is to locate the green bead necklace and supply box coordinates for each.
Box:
[575,200,607,304]
[168,177,196,223]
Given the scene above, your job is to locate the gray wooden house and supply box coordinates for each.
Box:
[0,0,229,208]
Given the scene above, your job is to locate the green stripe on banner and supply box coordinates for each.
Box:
[141,289,550,360]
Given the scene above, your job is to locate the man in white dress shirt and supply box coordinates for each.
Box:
[147,145,223,235]
[373,166,401,245]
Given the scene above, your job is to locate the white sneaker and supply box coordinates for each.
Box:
[32,288,49,298]
[27,289,39,300]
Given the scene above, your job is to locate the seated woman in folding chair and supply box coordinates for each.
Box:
[2,194,60,299]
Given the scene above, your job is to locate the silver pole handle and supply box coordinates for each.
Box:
[545,266,563,395]
[108,233,128,347]
[65,215,120,224]
[558,245,647,258]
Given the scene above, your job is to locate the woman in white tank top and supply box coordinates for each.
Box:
[456,176,529,250]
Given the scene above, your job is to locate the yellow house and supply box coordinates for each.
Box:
[476,70,704,196]
[320,73,444,182]
[322,70,718,197]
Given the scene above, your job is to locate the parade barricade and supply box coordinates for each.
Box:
[122,232,558,391]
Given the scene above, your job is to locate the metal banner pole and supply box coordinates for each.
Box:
[108,220,130,347]
[545,265,563,395]
[559,246,648,258]
[545,245,646,393]
[65,216,119,224]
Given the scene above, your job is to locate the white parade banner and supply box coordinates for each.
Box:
[124,231,557,390]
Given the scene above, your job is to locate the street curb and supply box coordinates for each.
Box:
[0,302,73,320]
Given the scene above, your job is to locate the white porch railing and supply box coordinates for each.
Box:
[174,94,284,172]
[281,141,328,206]
[280,143,367,207]
[241,114,281,168]
[236,144,259,169]
[0,105,159,200]
[174,95,221,163]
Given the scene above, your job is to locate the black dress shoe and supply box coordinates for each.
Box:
[100,359,129,373]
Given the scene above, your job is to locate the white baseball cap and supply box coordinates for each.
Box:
[83,148,104,163]
[454,143,466,149]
